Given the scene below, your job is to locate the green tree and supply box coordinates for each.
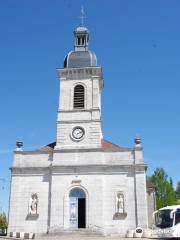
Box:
[0,212,8,232]
[176,181,180,204]
[169,177,173,187]
[150,168,176,209]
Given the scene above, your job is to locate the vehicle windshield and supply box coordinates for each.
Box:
[175,209,180,225]
[155,209,173,228]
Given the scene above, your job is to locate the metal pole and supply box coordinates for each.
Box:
[133,149,138,228]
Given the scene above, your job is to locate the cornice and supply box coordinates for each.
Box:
[58,108,100,113]
[57,119,101,124]
[10,163,147,175]
[14,147,134,155]
[57,66,102,79]
[14,150,53,155]
[53,147,133,153]
[10,166,49,175]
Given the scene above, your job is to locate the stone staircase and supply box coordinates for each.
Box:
[37,229,104,239]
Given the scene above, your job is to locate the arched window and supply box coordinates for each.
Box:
[74,85,84,109]
[69,188,86,198]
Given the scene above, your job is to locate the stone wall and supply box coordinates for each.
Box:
[8,172,49,233]
[8,149,148,236]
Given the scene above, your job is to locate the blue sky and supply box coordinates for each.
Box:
[0,0,180,213]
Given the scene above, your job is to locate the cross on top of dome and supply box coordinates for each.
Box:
[79,6,86,27]
[74,7,89,52]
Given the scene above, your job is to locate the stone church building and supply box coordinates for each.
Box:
[8,24,150,236]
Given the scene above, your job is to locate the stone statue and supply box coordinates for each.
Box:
[29,194,38,215]
[116,192,124,213]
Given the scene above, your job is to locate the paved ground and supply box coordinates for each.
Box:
[37,232,160,240]
[36,234,150,240]
[0,234,155,240]
[36,237,152,240]
[38,237,152,240]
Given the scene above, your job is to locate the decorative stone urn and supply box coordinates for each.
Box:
[134,227,143,238]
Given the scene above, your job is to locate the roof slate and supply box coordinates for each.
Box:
[38,139,123,152]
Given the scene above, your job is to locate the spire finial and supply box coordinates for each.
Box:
[79,6,86,26]
[134,135,142,148]
[16,139,23,151]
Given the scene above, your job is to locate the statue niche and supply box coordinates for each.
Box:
[115,192,127,216]
[29,193,38,215]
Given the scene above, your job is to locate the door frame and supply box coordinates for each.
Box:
[64,185,89,229]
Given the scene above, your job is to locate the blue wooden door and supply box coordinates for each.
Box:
[69,197,78,228]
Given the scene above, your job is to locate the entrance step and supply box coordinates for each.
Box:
[35,234,150,240]
[37,229,105,240]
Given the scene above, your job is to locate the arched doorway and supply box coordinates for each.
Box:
[69,187,86,228]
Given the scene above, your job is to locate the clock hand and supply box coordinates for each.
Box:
[77,130,81,136]
[78,129,82,134]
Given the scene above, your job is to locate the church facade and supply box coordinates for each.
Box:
[8,25,149,236]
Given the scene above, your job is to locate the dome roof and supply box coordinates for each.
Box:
[64,50,97,68]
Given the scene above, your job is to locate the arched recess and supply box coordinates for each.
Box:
[66,185,88,229]
[69,187,86,228]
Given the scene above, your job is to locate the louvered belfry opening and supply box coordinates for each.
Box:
[74,85,84,109]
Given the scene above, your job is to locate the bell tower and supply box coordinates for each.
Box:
[55,25,103,150]
[74,25,89,51]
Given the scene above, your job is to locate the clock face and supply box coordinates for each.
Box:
[72,127,85,140]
